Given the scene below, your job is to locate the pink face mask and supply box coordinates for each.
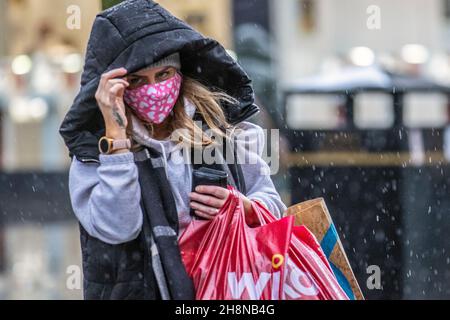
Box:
[123,72,183,124]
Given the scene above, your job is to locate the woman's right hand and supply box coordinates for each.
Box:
[95,68,130,140]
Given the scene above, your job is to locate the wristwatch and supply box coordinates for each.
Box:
[98,137,131,155]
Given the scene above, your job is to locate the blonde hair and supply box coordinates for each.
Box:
[126,74,239,151]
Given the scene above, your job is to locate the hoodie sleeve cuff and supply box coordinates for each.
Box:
[99,152,135,165]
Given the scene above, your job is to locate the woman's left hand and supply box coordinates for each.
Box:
[189,186,253,220]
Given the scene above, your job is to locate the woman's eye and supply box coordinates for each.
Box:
[129,78,144,88]
[157,72,169,80]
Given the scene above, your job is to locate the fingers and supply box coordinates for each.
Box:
[96,68,129,108]
[98,69,128,95]
[105,79,129,99]
[190,200,221,214]
[194,210,216,220]
[109,83,128,102]
[189,192,224,208]
[190,187,230,220]
[194,186,229,199]
[100,68,128,85]
[108,78,130,88]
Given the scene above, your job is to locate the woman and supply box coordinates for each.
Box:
[60,0,286,300]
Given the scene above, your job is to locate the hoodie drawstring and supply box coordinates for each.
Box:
[158,141,169,178]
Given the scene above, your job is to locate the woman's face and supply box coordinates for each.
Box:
[126,66,178,90]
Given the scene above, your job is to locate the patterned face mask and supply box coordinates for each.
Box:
[123,72,183,124]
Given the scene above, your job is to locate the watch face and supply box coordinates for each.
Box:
[99,138,110,154]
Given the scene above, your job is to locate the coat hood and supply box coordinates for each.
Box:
[59,0,260,161]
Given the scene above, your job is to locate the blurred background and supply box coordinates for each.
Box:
[0,0,449,299]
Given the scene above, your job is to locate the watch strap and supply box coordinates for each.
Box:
[112,139,131,151]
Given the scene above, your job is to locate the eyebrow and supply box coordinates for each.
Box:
[155,67,172,75]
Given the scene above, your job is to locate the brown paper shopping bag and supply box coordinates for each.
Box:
[285,198,364,300]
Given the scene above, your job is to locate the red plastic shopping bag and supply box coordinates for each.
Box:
[251,199,349,300]
[179,187,348,300]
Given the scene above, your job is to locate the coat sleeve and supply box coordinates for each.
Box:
[68,152,143,244]
[233,121,287,219]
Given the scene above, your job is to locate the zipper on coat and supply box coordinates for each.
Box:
[78,157,100,164]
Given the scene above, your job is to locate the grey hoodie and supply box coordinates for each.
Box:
[68,98,286,245]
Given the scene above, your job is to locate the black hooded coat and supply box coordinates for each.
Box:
[59,0,260,300]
